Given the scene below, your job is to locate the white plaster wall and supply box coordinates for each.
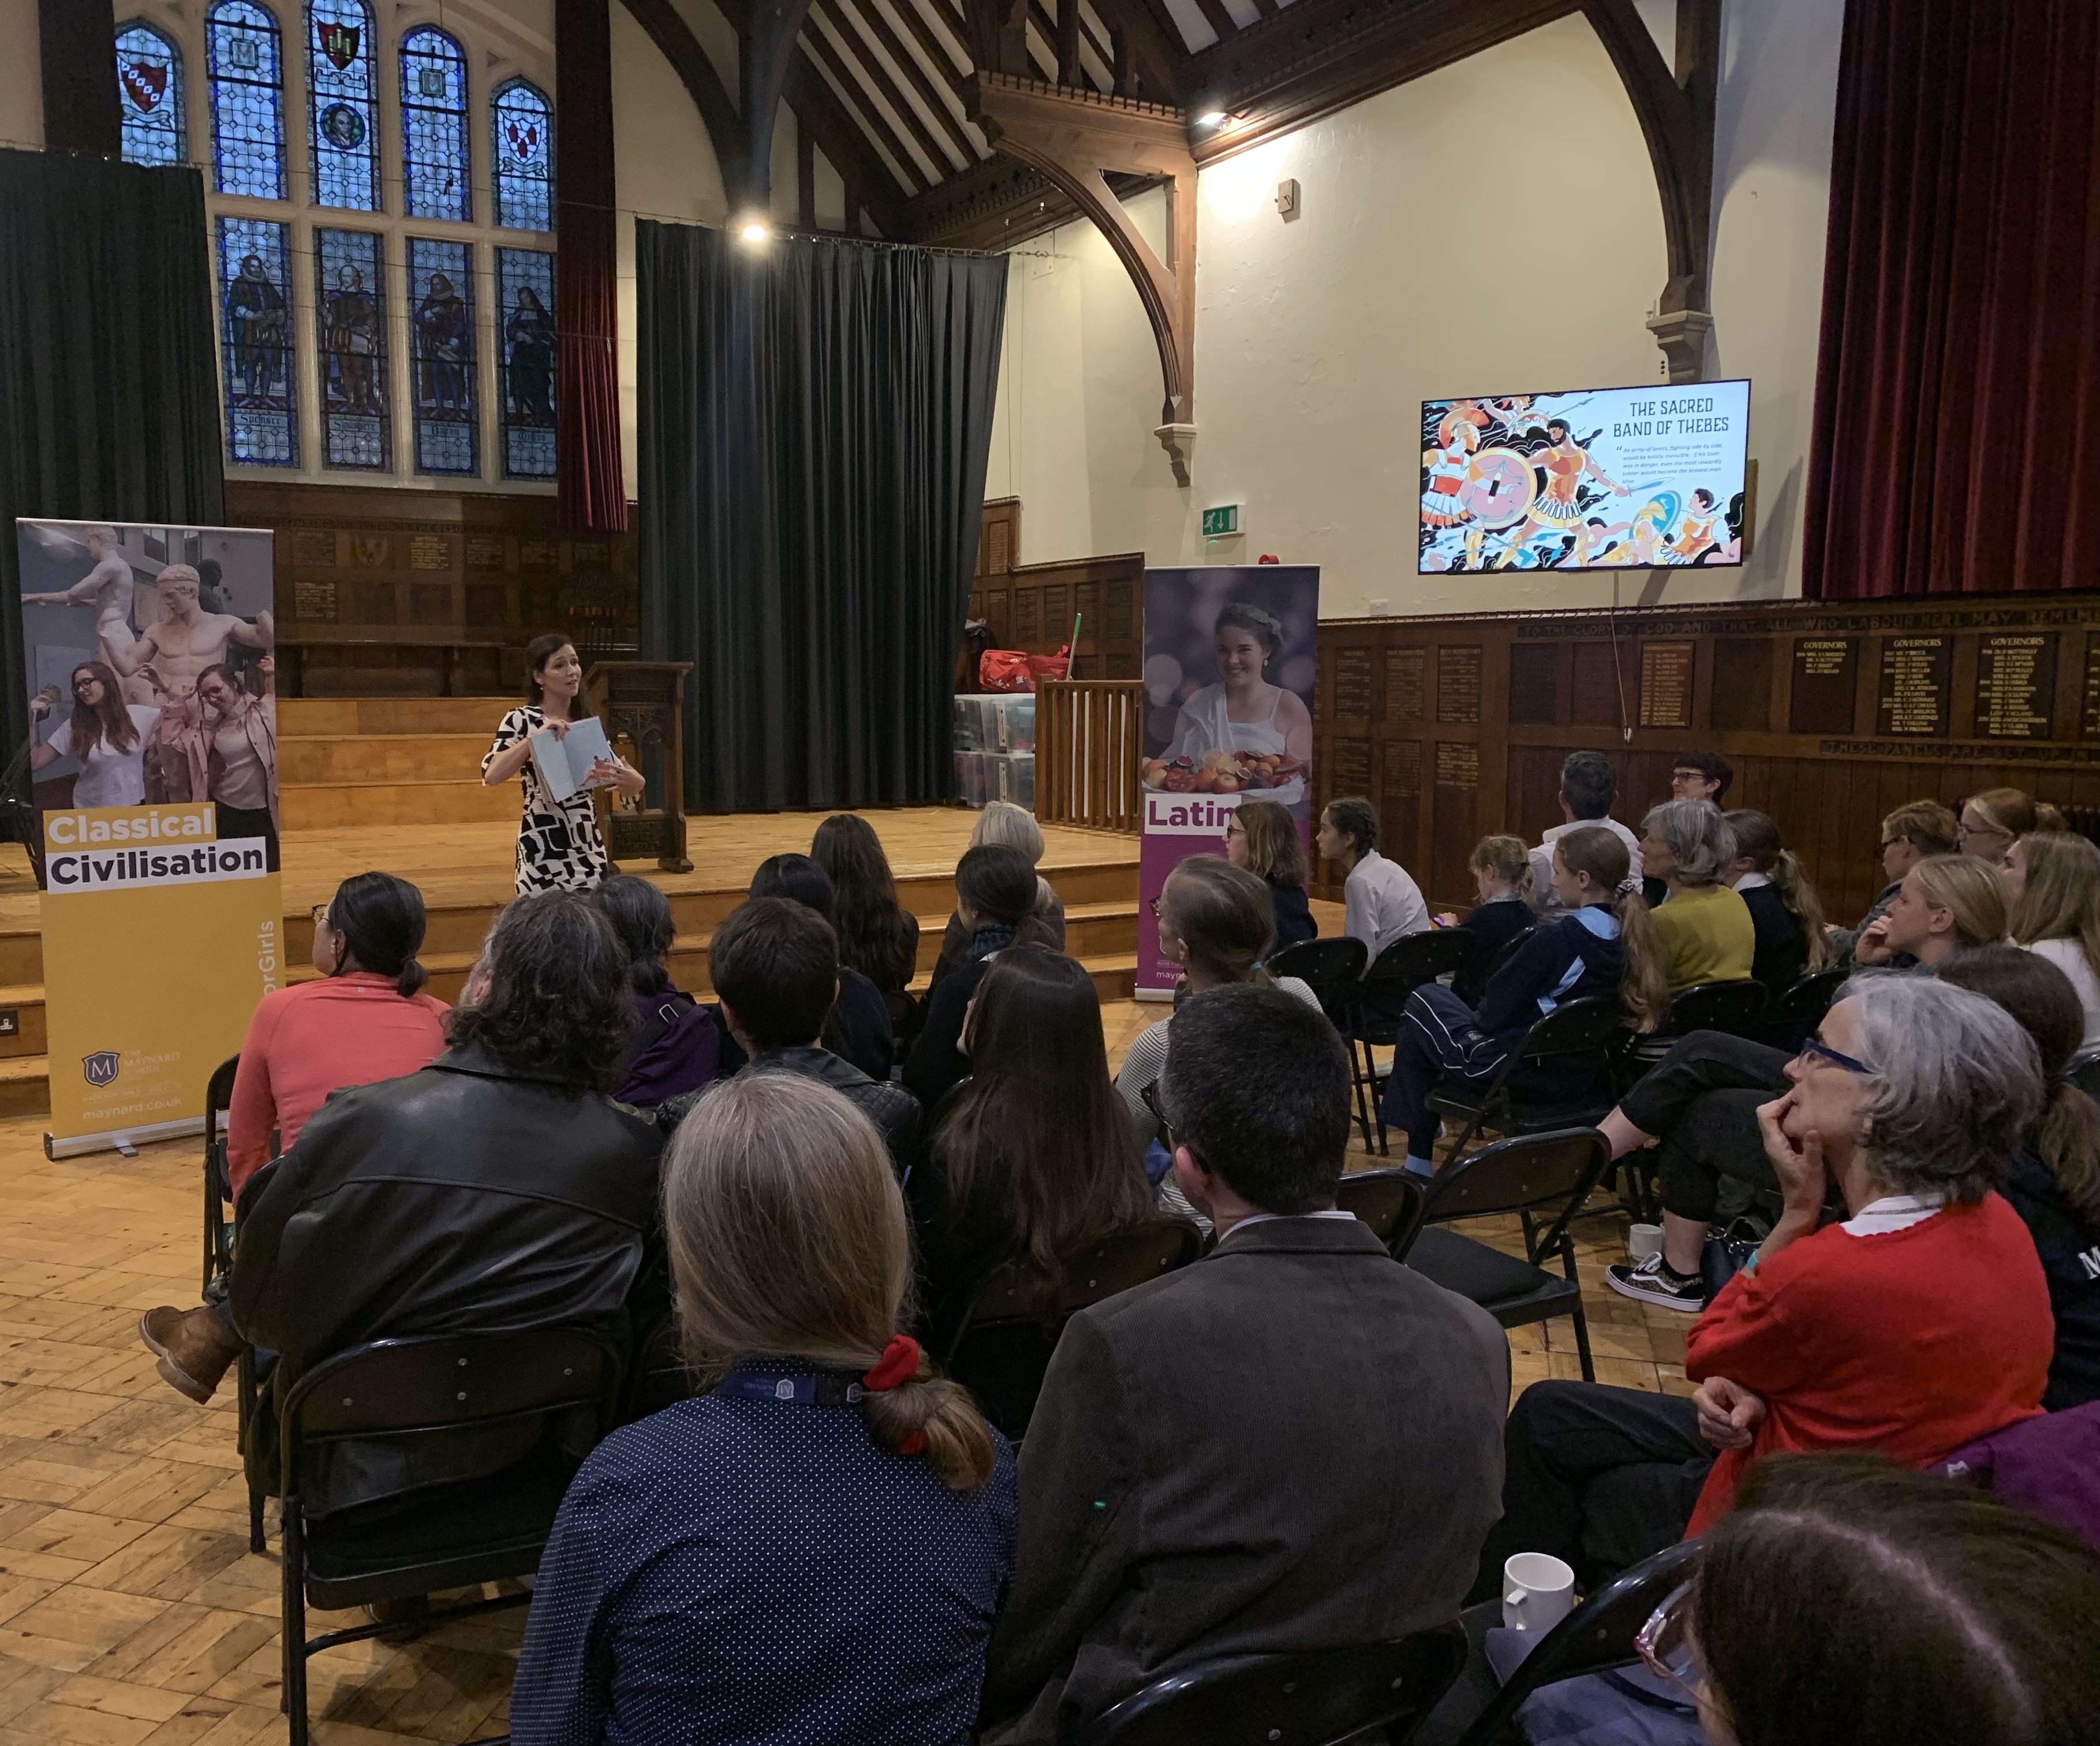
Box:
[986,6,1843,615]
[0,0,41,150]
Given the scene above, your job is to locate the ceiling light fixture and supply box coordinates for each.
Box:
[738,218,772,244]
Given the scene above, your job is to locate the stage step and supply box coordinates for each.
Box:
[276,697,514,830]
[279,697,516,737]
[279,732,493,786]
[278,777,520,831]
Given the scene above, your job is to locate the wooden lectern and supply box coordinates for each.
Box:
[584,661,696,873]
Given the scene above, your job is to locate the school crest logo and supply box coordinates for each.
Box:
[82,1052,120,1088]
[120,59,167,113]
[503,118,540,162]
[318,21,360,70]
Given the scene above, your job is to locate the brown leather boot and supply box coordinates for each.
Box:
[138,1305,244,1403]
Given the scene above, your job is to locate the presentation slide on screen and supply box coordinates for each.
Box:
[1418,380,1751,573]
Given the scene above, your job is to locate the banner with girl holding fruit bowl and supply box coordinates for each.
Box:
[1137,566,1320,997]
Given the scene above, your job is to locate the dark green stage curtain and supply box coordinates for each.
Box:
[637,220,1007,812]
[0,148,226,762]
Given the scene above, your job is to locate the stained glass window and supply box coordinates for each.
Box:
[409,238,478,475]
[402,28,470,221]
[308,0,379,211]
[216,217,296,465]
[496,247,556,478]
[491,79,554,233]
[315,227,390,469]
[116,22,185,167]
[206,2,286,199]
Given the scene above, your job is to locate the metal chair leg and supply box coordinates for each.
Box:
[1355,1036,1389,1156]
[1563,1233,1596,1383]
[282,1495,308,1743]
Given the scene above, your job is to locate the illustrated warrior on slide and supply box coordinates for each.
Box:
[1493,417,1630,568]
[21,526,140,673]
[106,565,275,801]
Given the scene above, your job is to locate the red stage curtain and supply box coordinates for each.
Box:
[555,0,628,535]
[1802,0,2100,599]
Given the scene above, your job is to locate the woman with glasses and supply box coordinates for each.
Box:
[1643,1454,2100,1746]
[1830,799,1957,965]
[1956,786,2065,863]
[1224,798,1316,952]
[1478,975,2053,1597]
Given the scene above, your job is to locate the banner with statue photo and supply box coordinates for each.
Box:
[14,519,282,1155]
[1137,565,1320,998]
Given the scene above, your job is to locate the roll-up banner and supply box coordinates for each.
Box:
[1137,565,1320,998]
[15,519,281,1157]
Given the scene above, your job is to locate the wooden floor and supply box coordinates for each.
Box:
[0,1090,1692,1744]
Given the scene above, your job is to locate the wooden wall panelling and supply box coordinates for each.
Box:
[963,501,1146,682]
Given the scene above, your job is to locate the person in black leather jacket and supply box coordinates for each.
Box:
[148,891,665,1513]
[653,897,922,1175]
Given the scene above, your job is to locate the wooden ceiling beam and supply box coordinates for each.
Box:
[1185,0,1240,48]
[888,0,977,94]
[832,0,978,171]
[802,17,940,193]
[616,0,743,174]
[1093,0,1187,103]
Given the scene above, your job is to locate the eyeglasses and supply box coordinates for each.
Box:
[309,904,329,927]
[1796,1034,1875,1076]
[1148,894,1164,918]
[1139,1081,1180,1151]
[1634,1582,1705,1706]
[1957,820,2009,842]
[1224,818,1247,838]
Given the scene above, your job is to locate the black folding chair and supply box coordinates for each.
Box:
[1269,938,1373,1144]
[1077,1624,1468,1746]
[1761,965,1849,1053]
[1335,1167,1429,1262]
[201,1054,240,1295]
[942,1221,1201,1441]
[1468,926,1535,1001]
[1425,996,1626,1163]
[1403,1128,1612,1382]
[1350,931,1477,1154]
[1450,1539,1701,1746]
[619,1310,694,1423]
[276,1329,624,1746]
[1621,979,1770,1075]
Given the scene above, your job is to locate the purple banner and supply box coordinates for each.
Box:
[1137,565,1320,995]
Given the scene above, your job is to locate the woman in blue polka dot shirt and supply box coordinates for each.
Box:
[510,1073,1017,1745]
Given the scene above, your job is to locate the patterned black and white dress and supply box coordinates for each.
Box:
[484,704,611,894]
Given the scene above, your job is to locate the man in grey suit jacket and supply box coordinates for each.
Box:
[981,984,1510,1743]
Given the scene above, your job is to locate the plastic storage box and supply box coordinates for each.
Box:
[954,751,1036,811]
[952,693,1037,753]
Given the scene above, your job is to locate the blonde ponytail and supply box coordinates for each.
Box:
[1772,848,1832,972]
[860,1343,999,1492]
[1613,885,1671,1034]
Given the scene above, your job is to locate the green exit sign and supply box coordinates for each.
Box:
[1201,503,1241,538]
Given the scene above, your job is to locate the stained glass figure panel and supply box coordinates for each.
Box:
[491,79,554,233]
[206,1,286,199]
[216,217,296,466]
[308,0,379,212]
[496,247,556,479]
[117,22,185,167]
[315,227,390,469]
[409,238,478,476]
[401,27,470,222]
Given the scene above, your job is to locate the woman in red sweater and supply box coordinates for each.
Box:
[1474,973,2053,1596]
[226,871,451,1194]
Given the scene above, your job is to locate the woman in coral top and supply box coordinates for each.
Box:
[225,871,450,1196]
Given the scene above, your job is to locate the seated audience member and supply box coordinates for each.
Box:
[1724,808,1829,993]
[1315,794,1429,1026]
[1852,853,2006,968]
[1935,949,2100,1410]
[594,874,720,1107]
[749,853,894,1080]
[929,803,1066,990]
[223,871,449,1199]
[1225,797,1316,952]
[1530,751,1643,917]
[1639,799,1755,988]
[1679,1455,2100,1746]
[1669,751,1733,805]
[1380,827,1665,1172]
[510,1074,1014,1746]
[142,894,663,1496]
[1957,785,2065,863]
[980,986,1508,1744]
[1116,856,1324,1129]
[912,946,1155,1351]
[1480,976,2052,1594]
[2002,829,2100,1060]
[906,845,1041,1113]
[660,898,921,1172]
[1830,799,1958,964]
[1442,834,1535,1006]
[811,812,921,1020]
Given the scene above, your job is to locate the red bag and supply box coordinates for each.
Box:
[978,649,1035,693]
[1026,646,1071,682]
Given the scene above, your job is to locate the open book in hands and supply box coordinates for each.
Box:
[528,716,616,804]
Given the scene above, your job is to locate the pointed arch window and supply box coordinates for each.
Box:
[401,27,470,221]
[308,0,380,211]
[206,1,286,199]
[491,78,554,233]
[116,21,185,167]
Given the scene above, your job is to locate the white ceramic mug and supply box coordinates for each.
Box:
[1629,1223,1664,1262]
[1503,1552,1576,1633]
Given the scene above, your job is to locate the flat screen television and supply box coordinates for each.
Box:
[1418,379,1751,573]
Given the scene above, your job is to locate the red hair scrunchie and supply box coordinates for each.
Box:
[864,1334,928,1456]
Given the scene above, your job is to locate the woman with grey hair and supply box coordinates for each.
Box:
[928,801,1066,990]
[1473,973,2055,1598]
[1639,796,1755,989]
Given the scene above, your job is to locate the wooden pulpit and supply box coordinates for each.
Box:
[584,661,696,873]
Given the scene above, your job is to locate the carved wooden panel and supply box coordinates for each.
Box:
[1385,647,1426,721]
[1711,637,1773,732]
[1508,642,1558,726]
[1876,635,1952,737]
[1637,641,1695,730]
[1789,637,1858,735]
[1972,633,2056,739]
[1436,645,1483,724]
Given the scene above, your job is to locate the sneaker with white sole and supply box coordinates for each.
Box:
[1606,1251,1707,1312]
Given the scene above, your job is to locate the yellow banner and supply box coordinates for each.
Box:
[42,804,282,1151]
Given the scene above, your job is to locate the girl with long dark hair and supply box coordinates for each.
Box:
[593,873,722,1106]
[1724,808,1830,992]
[28,661,158,806]
[811,813,921,998]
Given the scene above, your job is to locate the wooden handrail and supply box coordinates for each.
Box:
[1034,679,1145,834]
